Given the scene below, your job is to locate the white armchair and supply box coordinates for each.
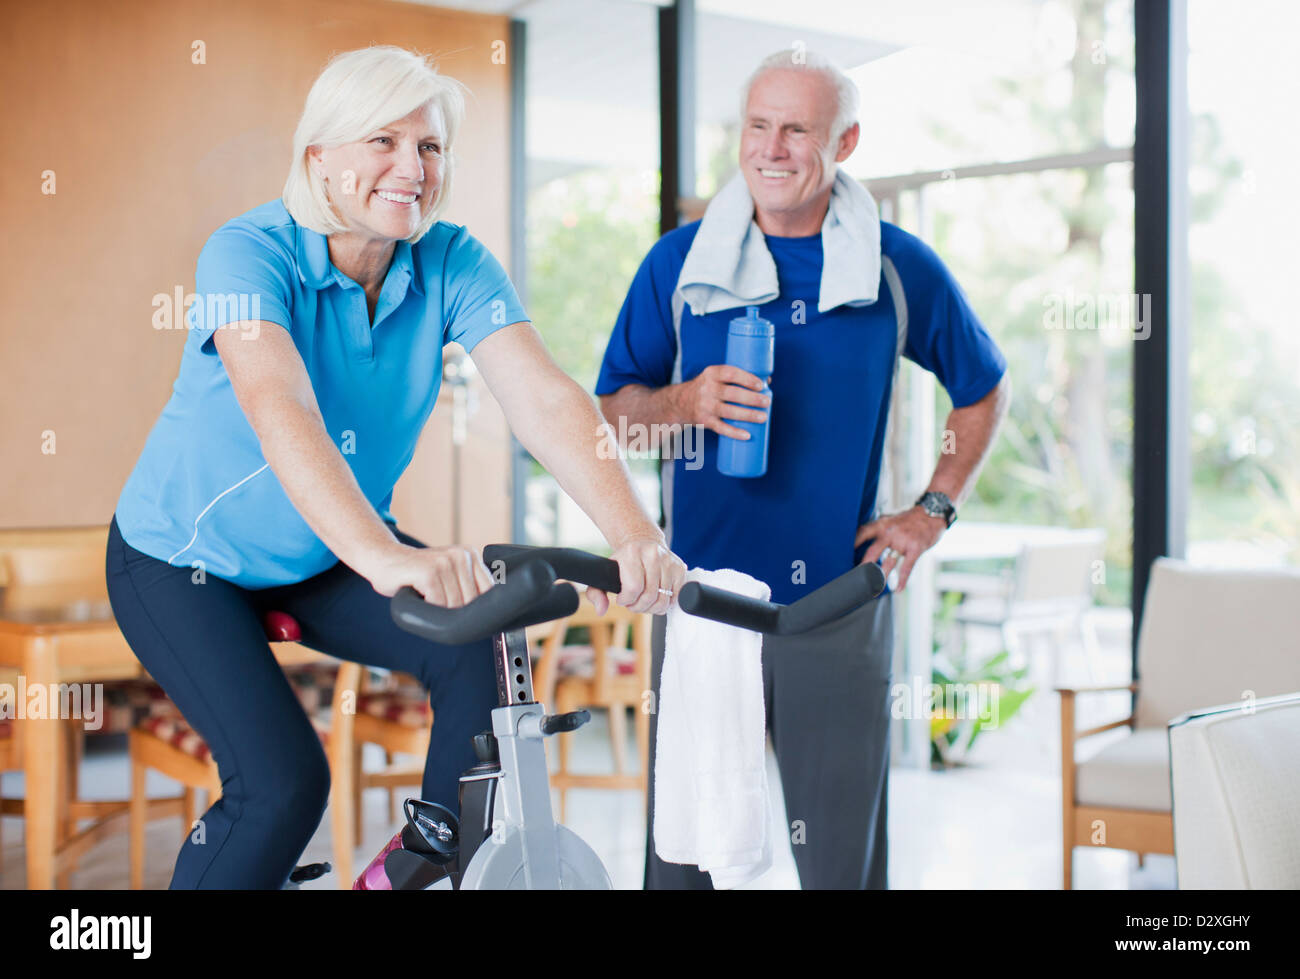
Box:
[1169,694,1300,889]
[1058,558,1300,888]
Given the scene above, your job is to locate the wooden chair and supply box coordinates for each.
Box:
[951,529,1106,688]
[127,606,434,889]
[1059,559,1300,888]
[327,662,431,887]
[530,600,651,823]
[0,528,109,590]
[127,708,224,887]
[127,611,338,888]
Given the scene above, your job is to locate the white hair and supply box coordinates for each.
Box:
[282,45,467,243]
[739,49,860,144]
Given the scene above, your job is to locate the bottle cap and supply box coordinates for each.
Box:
[728,305,774,337]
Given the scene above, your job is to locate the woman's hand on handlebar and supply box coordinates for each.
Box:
[586,535,687,617]
[365,543,495,607]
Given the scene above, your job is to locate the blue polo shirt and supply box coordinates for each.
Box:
[115,199,525,588]
[595,220,1005,605]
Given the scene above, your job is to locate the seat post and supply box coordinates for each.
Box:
[487,627,562,887]
[492,629,536,707]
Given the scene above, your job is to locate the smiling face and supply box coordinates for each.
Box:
[739,68,859,237]
[309,102,446,247]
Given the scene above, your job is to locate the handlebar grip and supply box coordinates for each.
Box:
[678,562,886,635]
[483,544,622,595]
[777,562,886,635]
[677,584,780,634]
[391,559,557,644]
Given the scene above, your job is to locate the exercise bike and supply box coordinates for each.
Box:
[348,543,886,890]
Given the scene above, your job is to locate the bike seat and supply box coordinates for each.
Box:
[262,610,302,642]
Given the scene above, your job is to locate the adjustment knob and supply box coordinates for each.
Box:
[472,730,499,763]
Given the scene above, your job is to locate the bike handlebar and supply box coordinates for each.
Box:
[390,544,887,644]
[390,560,579,645]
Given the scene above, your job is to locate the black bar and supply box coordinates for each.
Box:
[658,0,695,236]
[390,561,563,645]
[1131,0,1172,671]
[483,543,622,594]
[679,562,885,636]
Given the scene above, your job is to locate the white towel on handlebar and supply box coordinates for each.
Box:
[654,567,772,888]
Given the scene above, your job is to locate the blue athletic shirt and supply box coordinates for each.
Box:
[595,220,1006,605]
[115,198,526,588]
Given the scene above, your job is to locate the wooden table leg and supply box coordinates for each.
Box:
[55,718,77,888]
[23,635,59,889]
[65,717,83,841]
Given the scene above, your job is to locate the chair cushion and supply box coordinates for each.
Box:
[356,691,431,727]
[555,644,639,679]
[285,663,337,716]
[96,666,336,737]
[138,706,329,764]
[99,679,175,736]
[1135,559,1300,728]
[0,718,12,740]
[1075,729,1170,812]
[137,711,213,763]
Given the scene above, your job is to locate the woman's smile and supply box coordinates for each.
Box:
[373,189,420,207]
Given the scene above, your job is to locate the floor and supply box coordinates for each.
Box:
[0,617,1174,890]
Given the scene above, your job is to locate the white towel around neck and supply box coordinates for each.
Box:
[675,168,882,317]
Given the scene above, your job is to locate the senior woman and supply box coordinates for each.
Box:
[105,45,684,889]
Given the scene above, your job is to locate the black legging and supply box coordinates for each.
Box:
[104,514,497,889]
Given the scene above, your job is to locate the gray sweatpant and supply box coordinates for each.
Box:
[643,592,894,890]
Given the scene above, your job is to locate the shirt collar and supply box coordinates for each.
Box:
[296,224,424,297]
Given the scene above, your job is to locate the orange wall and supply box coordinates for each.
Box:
[0,0,514,549]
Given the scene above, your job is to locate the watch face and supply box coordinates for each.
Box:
[919,493,954,525]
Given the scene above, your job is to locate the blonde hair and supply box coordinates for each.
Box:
[282,45,467,243]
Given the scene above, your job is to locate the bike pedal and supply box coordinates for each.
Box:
[288,861,331,884]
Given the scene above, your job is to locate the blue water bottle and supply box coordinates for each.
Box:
[717,306,774,478]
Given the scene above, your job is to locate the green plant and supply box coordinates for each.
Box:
[929,593,1036,767]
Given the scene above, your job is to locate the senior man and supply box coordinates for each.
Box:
[597,50,1011,889]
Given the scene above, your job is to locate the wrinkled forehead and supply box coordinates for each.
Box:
[744,69,838,131]
[375,101,446,138]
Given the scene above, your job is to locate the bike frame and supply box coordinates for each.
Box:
[355,549,885,890]
[481,626,564,888]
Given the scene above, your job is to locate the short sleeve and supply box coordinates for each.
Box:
[189,223,293,355]
[892,232,1006,408]
[442,228,528,352]
[594,242,679,396]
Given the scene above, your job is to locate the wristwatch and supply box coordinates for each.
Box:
[915,491,957,528]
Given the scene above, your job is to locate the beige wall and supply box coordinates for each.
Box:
[0,0,514,551]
